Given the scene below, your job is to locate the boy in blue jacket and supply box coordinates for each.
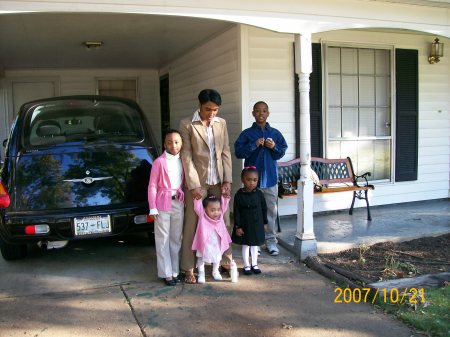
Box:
[234,101,288,256]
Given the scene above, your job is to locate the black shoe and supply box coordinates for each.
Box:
[164,278,176,286]
[243,266,252,275]
[251,265,262,274]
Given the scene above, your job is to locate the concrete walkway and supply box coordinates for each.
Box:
[277,199,450,254]
[1,199,447,336]
[0,240,417,337]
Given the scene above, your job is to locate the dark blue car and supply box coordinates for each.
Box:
[0,96,158,260]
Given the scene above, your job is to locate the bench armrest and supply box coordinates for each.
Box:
[354,172,371,186]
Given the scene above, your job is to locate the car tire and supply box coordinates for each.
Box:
[0,239,27,260]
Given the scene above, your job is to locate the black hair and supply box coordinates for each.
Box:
[198,89,222,106]
[163,128,181,140]
[253,101,268,110]
[241,166,258,178]
[202,194,221,208]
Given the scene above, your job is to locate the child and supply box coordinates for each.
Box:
[232,167,268,275]
[148,129,184,286]
[192,195,232,283]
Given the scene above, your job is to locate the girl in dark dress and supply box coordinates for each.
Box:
[232,167,268,275]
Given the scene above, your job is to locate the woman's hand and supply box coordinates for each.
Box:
[191,187,204,200]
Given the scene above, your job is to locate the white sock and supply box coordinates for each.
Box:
[242,245,250,267]
[212,262,220,274]
[250,246,259,266]
[197,257,205,274]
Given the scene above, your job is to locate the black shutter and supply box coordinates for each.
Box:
[294,43,322,158]
[395,49,418,181]
[310,43,323,158]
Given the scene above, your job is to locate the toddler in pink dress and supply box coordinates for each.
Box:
[191,195,232,283]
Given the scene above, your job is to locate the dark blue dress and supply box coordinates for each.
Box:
[232,188,268,246]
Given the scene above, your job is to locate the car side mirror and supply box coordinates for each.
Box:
[2,139,7,148]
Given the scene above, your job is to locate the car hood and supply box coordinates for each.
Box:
[10,143,153,211]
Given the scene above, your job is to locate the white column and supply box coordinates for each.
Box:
[293,34,317,260]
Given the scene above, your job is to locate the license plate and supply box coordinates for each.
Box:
[74,215,111,236]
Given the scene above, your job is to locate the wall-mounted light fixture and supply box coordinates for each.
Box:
[84,41,103,50]
[428,38,443,64]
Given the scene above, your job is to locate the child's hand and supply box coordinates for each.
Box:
[150,214,158,220]
[221,182,231,197]
[264,138,275,149]
[264,224,268,232]
[236,228,244,237]
[256,138,265,147]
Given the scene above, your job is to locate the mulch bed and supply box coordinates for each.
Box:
[318,233,450,283]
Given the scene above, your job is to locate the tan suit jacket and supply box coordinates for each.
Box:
[179,115,232,190]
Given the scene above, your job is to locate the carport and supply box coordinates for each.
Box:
[1,1,449,260]
[0,12,234,144]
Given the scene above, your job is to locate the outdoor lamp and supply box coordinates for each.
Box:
[428,38,443,64]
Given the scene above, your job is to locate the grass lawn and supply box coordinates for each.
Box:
[374,285,449,337]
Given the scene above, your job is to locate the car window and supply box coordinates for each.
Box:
[22,99,146,148]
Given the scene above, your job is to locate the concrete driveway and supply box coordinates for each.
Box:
[0,234,419,337]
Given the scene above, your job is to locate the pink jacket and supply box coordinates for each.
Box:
[191,196,232,255]
[147,152,184,212]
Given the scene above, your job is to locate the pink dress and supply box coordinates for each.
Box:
[191,196,232,264]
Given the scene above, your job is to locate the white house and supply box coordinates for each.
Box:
[0,1,449,257]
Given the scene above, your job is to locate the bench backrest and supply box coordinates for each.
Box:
[311,157,354,185]
[277,157,355,185]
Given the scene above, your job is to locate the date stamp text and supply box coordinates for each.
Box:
[334,287,425,304]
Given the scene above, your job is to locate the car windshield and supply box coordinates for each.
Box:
[22,98,146,148]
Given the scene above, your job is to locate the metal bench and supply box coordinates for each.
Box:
[277,157,375,221]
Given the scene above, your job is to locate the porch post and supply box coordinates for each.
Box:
[293,34,317,260]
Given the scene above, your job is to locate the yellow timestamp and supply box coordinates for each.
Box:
[334,287,425,304]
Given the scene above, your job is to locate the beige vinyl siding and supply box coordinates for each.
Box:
[2,68,160,148]
[163,26,241,191]
[244,27,449,215]
[311,30,449,213]
[245,26,296,160]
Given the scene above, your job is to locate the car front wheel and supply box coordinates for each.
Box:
[0,238,27,260]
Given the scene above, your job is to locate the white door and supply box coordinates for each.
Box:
[1,79,58,157]
[11,81,57,119]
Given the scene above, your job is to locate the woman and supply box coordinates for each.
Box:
[178,89,233,284]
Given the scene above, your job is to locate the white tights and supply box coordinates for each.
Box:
[196,257,219,275]
[242,245,259,267]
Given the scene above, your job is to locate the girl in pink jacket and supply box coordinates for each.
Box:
[148,129,184,286]
[192,195,232,283]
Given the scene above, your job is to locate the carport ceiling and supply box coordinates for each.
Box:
[0,13,234,69]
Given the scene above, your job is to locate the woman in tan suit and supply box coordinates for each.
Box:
[179,89,233,284]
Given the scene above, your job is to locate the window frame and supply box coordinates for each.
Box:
[96,77,139,102]
[321,41,396,183]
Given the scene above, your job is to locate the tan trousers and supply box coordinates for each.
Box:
[154,199,184,278]
[180,184,232,272]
